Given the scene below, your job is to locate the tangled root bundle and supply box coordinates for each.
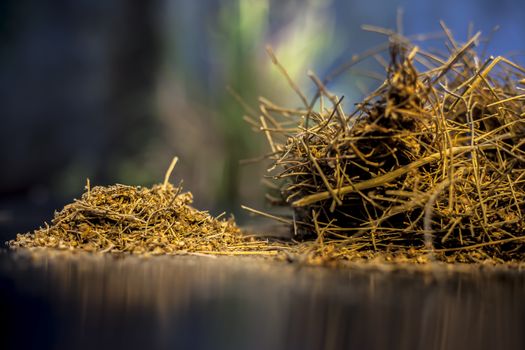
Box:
[255,28,525,262]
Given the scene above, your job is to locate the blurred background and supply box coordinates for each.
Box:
[1,0,525,239]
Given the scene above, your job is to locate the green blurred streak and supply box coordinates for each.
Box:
[215,0,269,210]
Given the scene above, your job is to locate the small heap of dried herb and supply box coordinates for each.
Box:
[8,159,283,257]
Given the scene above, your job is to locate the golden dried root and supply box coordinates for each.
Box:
[255,27,525,263]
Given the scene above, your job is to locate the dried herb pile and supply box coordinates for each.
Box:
[252,26,525,263]
[9,161,283,256]
[9,24,525,266]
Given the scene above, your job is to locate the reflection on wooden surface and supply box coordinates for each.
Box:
[1,249,524,350]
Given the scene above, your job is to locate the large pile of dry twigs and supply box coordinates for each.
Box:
[251,26,525,263]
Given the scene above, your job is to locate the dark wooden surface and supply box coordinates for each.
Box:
[1,249,524,350]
